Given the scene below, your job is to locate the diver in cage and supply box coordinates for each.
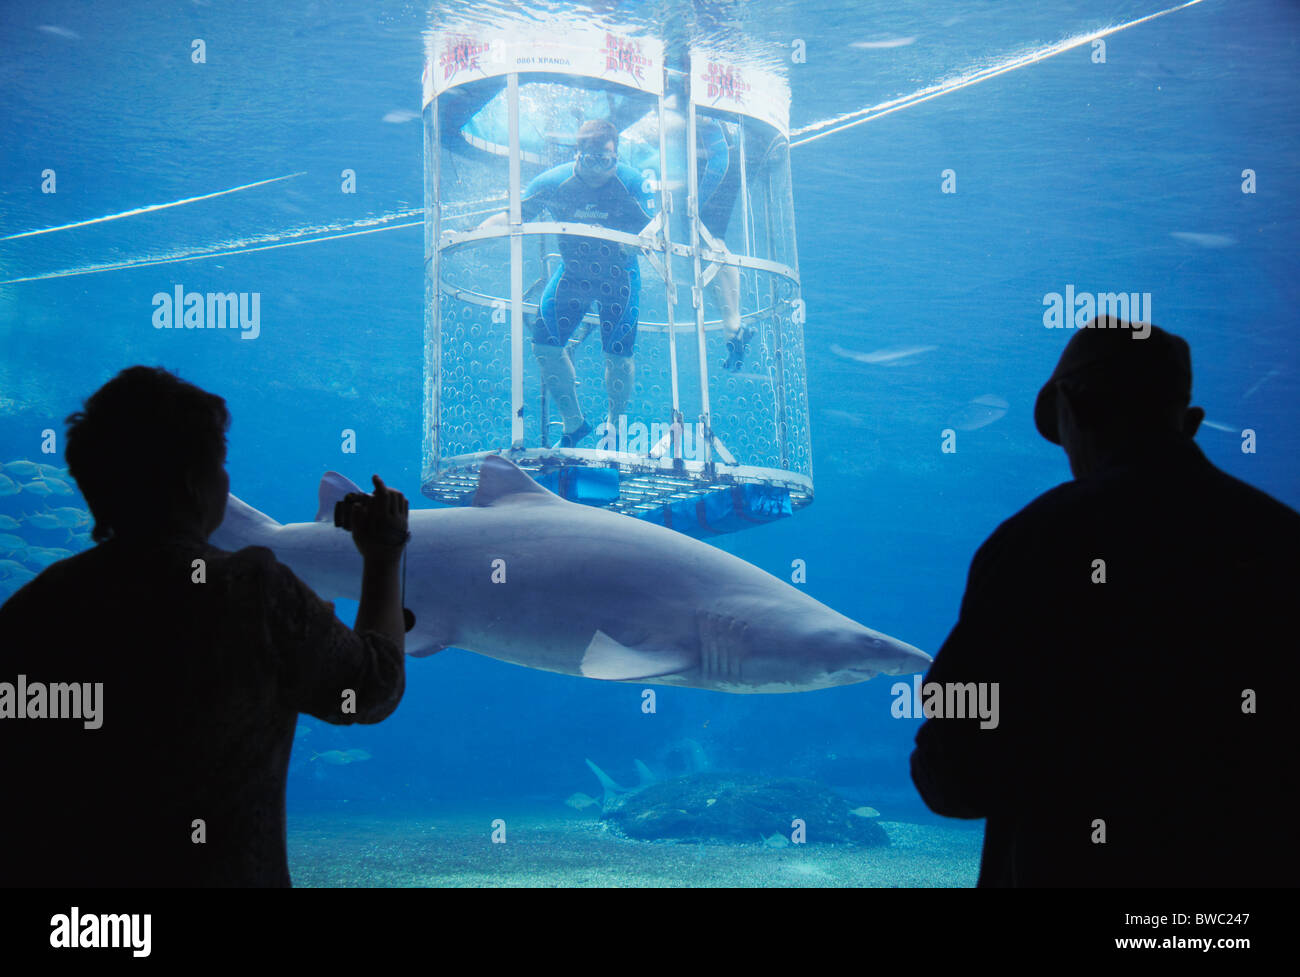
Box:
[480,118,656,448]
[696,117,755,372]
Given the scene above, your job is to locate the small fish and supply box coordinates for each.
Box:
[38,25,81,40]
[36,464,67,478]
[851,36,916,49]
[830,343,937,365]
[1242,369,1280,401]
[850,806,881,818]
[564,792,599,811]
[20,481,53,497]
[1201,420,1239,433]
[0,533,26,552]
[4,461,42,479]
[949,394,1010,431]
[821,409,867,428]
[310,750,350,764]
[0,559,30,575]
[760,833,791,849]
[0,566,36,586]
[44,506,88,528]
[25,512,63,530]
[0,515,21,530]
[41,477,74,496]
[0,475,19,497]
[1170,231,1237,248]
[382,109,420,123]
[311,749,371,764]
[24,547,73,568]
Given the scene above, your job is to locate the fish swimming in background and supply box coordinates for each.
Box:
[0,516,22,530]
[1170,231,1237,248]
[0,567,37,589]
[19,481,53,497]
[850,806,881,818]
[1242,369,1280,401]
[0,561,37,586]
[564,792,599,812]
[40,477,75,496]
[36,464,67,478]
[850,37,916,49]
[211,456,931,694]
[0,476,20,497]
[760,833,791,849]
[24,512,64,531]
[820,408,868,428]
[43,506,89,528]
[1201,420,1239,433]
[37,25,81,40]
[948,394,1010,431]
[829,343,937,366]
[310,749,372,765]
[0,534,26,553]
[22,547,73,569]
[3,461,42,480]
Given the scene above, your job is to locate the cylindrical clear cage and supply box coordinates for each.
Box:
[422,28,811,533]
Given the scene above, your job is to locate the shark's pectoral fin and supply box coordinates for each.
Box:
[579,629,695,681]
[407,643,447,659]
[405,622,457,659]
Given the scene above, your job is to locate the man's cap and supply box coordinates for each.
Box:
[1034,316,1192,444]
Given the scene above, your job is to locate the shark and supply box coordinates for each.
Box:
[209,455,930,693]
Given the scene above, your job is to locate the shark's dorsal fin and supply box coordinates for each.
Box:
[316,471,365,522]
[472,455,560,507]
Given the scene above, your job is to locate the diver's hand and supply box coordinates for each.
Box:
[337,476,409,561]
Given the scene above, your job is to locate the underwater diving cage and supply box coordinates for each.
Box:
[422,25,811,535]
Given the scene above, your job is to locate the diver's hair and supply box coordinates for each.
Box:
[64,366,230,542]
[576,118,618,152]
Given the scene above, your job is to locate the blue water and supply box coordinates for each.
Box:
[2,0,1297,844]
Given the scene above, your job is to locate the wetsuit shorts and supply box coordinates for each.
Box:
[534,238,641,357]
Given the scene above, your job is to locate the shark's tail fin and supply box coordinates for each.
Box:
[585,758,634,811]
[316,471,366,523]
[210,494,281,551]
[633,759,656,788]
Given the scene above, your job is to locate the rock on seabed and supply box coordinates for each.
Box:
[603,772,889,846]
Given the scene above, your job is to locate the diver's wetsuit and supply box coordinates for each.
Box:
[522,161,655,357]
[698,119,740,241]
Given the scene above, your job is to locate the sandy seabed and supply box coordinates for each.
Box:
[287,811,982,887]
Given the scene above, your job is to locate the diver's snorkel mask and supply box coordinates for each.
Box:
[577,151,618,173]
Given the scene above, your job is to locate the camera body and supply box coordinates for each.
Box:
[333,490,416,633]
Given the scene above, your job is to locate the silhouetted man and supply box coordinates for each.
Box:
[0,366,410,886]
[911,316,1298,886]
